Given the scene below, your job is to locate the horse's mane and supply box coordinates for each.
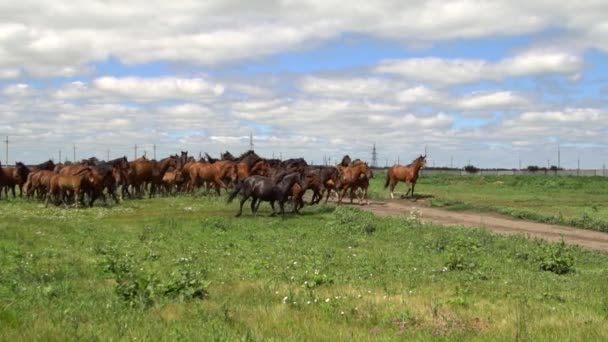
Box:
[221,151,236,161]
[340,155,351,167]
[205,153,218,163]
[237,150,259,161]
[405,155,426,167]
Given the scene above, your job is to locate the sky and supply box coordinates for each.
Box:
[1,1,608,168]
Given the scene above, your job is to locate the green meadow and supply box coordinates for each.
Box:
[369,172,608,232]
[1,193,608,340]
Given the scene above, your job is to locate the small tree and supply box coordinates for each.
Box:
[527,165,539,172]
[464,165,479,173]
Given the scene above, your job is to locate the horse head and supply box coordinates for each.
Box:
[418,155,427,168]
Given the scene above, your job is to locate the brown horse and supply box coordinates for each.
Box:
[24,170,55,199]
[385,155,426,199]
[0,162,31,198]
[336,161,372,204]
[349,169,374,205]
[45,168,94,208]
[187,160,237,195]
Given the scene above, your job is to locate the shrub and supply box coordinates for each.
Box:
[331,207,376,235]
[536,238,574,275]
[464,165,479,173]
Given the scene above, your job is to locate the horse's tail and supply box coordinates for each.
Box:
[384,167,391,189]
[227,181,244,203]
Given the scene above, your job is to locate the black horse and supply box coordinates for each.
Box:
[228,172,302,219]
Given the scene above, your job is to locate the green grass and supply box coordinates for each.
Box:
[369,172,608,232]
[1,195,608,340]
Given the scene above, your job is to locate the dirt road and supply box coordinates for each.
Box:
[356,199,608,252]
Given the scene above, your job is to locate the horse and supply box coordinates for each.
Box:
[290,171,324,212]
[148,156,178,198]
[228,172,302,219]
[349,169,374,205]
[45,168,94,208]
[0,162,30,198]
[336,161,373,205]
[385,155,426,199]
[187,160,237,195]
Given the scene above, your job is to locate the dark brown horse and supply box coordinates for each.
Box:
[228,172,302,219]
[385,155,426,199]
[0,162,30,198]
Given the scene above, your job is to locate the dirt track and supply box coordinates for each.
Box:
[356,199,608,252]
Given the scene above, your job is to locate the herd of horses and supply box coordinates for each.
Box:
[0,150,427,218]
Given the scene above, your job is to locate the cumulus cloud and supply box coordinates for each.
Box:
[375,51,583,85]
[93,76,225,101]
[0,1,606,77]
[456,91,527,110]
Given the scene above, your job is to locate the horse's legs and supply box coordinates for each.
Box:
[254,199,262,214]
[338,188,348,205]
[389,180,398,199]
[250,197,258,216]
[236,195,248,217]
[324,188,331,203]
[404,182,412,198]
[410,182,416,199]
[269,201,276,216]
[280,201,286,220]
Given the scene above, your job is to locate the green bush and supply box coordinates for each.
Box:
[536,238,574,275]
[331,207,376,235]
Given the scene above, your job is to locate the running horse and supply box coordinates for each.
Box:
[384,155,426,199]
[336,160,373,205]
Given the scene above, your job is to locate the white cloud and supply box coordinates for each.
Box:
[395,86,444,104]
[456,91,526,110]
[2,83,30,96]
[0,1,606,77]
[93,76,224,101]
[375,51,583,85]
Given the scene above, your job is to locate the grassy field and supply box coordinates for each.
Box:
[2,195,608,340]
[369,172,608,232]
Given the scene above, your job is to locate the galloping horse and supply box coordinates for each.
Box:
[228,172,302,219]
[384,155,426,199]
[187,160,237,195]
[336,161,372,205]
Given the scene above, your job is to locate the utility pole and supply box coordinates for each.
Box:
[424,145,427,156]
[557,143,561,169]
[249,132,254,151]
[134,144,137,161]
[371,143,378,167]
[153,144,157,160]
[4,136,8,165]
[106,149,110,161]
[59,149,62,164]
[73,144,76,162]
[450,156,453,168]
[397,156,400,164]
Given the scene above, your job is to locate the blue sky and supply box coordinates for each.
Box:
[1,1,607,167]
